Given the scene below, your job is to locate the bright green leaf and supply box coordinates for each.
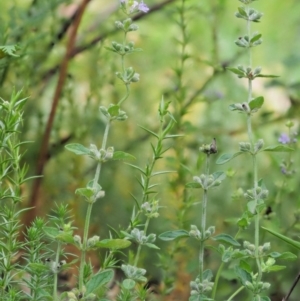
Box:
[144,243,160,249]
[262,227,300,250]
[213,233,240,247]
[65,143,90,155]
[107,105,120,117]
[159,230,189,241]
[251,33,262,43]
[95,239,131,249]
[249,96,264,110]
[86,269,114,295]
[113,151,135,161]
[216,152,243,165]
[185,182,202,189]
[263,145,294,152]
[226,67,245,77]
[122,279,136,290]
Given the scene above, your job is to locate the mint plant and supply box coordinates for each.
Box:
[216,1,295,300]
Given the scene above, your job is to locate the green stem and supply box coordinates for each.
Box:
[246,2,262,286]
[78,121,111,291]
[226,285,245,301]
[134,218,150,266]
[199,155,210,282]
[211,262,224,299]
[53,242,62,300]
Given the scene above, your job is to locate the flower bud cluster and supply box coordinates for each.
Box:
[233,65,262,79]
[193,174,222,190]
[100,105,128,121]
[67,287,96,301]
[111,40,138,56]
[243,241,271,257]
[121,264,147,282]
[244,280,270,294]
[244,186,269,201]
[230,102,251,113]
[115,18,139,33]
[116,67,140,84]
[190,278,214,295]
[235,33,262,48]
[45,258,66,274]
[141,200,159,218]
[189,225,215,240]
[129,228,156,245]
[254,139,264,153]
[89,144,115,162]
[239,141,251,152]
[199,138,217,155]
[87,235,100,248]
[235,6,263,22]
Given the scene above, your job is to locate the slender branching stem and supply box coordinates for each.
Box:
[199,154,210,282]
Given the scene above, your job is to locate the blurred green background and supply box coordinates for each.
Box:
[1,0,300,300]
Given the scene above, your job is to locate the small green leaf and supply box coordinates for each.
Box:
[75,187,94,198]
[28,263,50,272]
[113,151,135,161]
[212,171,226,181]
[0,45,19,58]
[263,145,294,152]
[43,227,59,238]
[65,143,90,155]
[266,265,286,272]
[247,200,256,214]
[235,266,252,286]
[108,105,120,117]
[256,74,279,78]
[239,260,252,273]
[138,125,159,138]
[216,152,243,165]
[269,251,297,261]
[122,279,136,290]
[56,233,74,244]
[237,6,248,18]
[262,227,300,250]
[249,96,264,110]
[144,243,160,249]
[213,234,240,247]
[185,182,202,189]
[95,239,131,249]
[159,230,189,241]
[86,269,114,295]
[250,33,262,43]
[226,67,245,77]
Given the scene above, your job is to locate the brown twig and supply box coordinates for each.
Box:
[23,0,91,234]
[282,272,300,301]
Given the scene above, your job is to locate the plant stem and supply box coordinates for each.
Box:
[226,285,245,301]
[134,218,150,266]
[245,2,262,285]
[199,154,210,282]
[78,120,111,291]
[53,242,62,300]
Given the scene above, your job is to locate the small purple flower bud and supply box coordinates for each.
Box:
[278,133,290,144]
[138,1,149,13]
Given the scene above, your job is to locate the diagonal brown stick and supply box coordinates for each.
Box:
[23,0,91,233]
[282,272,300,301]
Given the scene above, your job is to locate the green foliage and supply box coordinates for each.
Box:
[0,0,299,300]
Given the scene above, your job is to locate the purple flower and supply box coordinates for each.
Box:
[120,0,149,14]
[138,1,149,13]
[278,133,290,144]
